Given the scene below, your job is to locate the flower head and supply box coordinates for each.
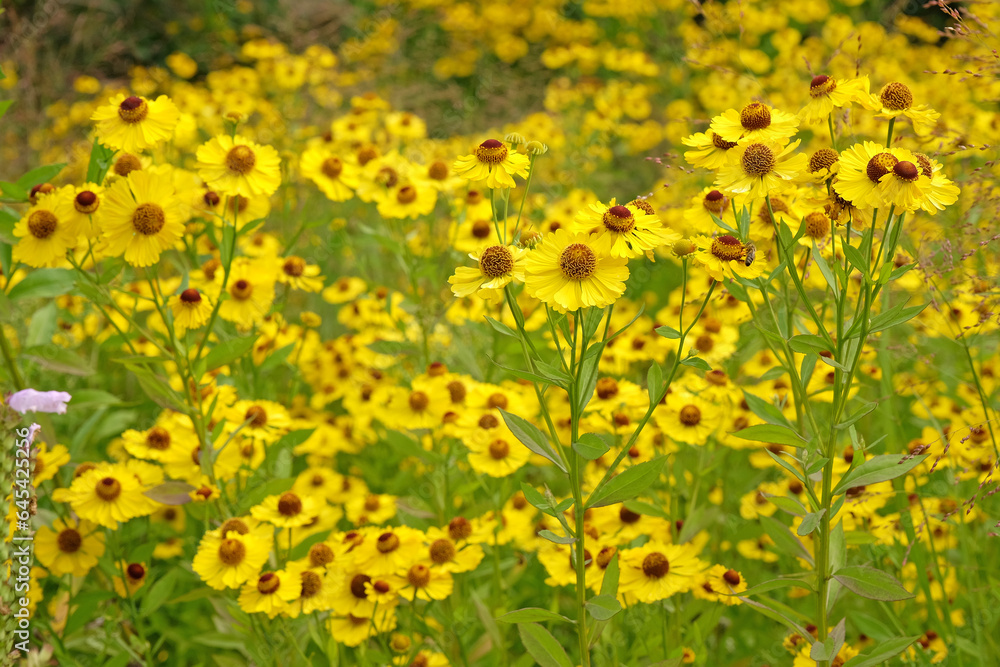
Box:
[523,230,629,312]
[453,139,530,189]
[90,93,180,153]
[196,134,282,198]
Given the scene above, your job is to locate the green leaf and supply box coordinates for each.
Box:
[742,391,792,427]
[86,140,116,184]
[201,335,259,373]
[520,483,554,516]
[67,389,122,409]
[764,449,807,484]
[491,356,568,388]
[766,493,806,517]
[126,366,187,411]
[23,344,94,376]
[498,408,566,472]
[832,453,928,495]
[573,433,611,460]
[586,457,666,508]
[0,181,28,201]
[869,302,927,333]
[16,163,66,190]
[739,573,816,597]
[835,401,878,430]
[518,623,573,667]
[7,268,76,300]
[810,618,846,662]
[538,529,576,545]
[680,356,711,371]
[841,636,921,667]
[646,362,662,408]
[654,325,680,339]
[600,552,620,597]
[759,515,813,565]
[797,509,826,536]
[0,100,13,122]
[844,244,869,281]
[832,565,913,601]
[733,423,806,448]
[585,594,621,621]
[141,569,179,617]
[498,608,575,624]
[789,334,831,354]
[811,242,840,297]
[143,481,195,505]
[484,315,518,337]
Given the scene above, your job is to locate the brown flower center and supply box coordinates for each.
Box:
[96,477,122,501]
[642,552,670,578]
[804,211,830,238]
[559,243,597,280]
[277,492,303,516]
[396,186,417,204]
[702,189,727,215]
[475,139,508,165]
[300,570,322,597]
[408,391,430,412]
[350,574,371,598]
[257,572,281,594]
[893,161,919,182]
[629,198,655,214]
[596,377,619,400]
[710,234,744,262]
[809,75,837,97]
[711,132,738,150]
[127,563,146,580]
[321,157,343,179]
[866,152,899,183]
[429,538,456,563]
[219,518,250,536]
[283,256,306,277]
[602,205,635,233]
[231,279,253,300]
[880,82,913,111]
[407,564,431,588]
[146,426,171,450]
[114,154,142,176]
[131,203,166,236]
[28,210,59,240]
[226,145,257,174]
[723,569,741,585]
[489,439,510,460]
[57,528,83,553]
[74,190,100,214]
[308,543,335,567]
[740,102,771,130]
[245,405,267,427]
[488,393,508,409]
[428,161,449,180]
[679,405,702,426]
[448,516,473,541]
[741,143,776,176]
[479,245,514,278]
[117,96,149,123]
[808,148,839,173]
[471,219,492,239]
[218,538,246,565]
[596,546,617,569]
[376,531,400,553]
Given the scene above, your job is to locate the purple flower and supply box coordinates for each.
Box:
[7,389,73,415]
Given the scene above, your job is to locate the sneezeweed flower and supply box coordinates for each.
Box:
[466,435,532,477]
[801,148,840,185]
[301,146,359,201]
[12,194,76,267]
[33,442,71,483]
[113,561,147,597]
[798,74,880,123]
[377,183,438,219]
[684,188,734,235]
[396,563,454,601]
[355,526,424,575]
[912,153,960,215]
[692,565,747,605]
[34,518,105,576]
[196,134,282,198]
[876,81,940,136]
[277,255,324,292]
[51,464,155,528]
[714,140,807,203]
[449,244,527,304]
[833,141,922,210]
[169,288,213,334]
[327,608,397,648]
[90,93,180,153]
[655,392,723,445]
[192,528,271,590]
[524,229,629,312]
[7,389,72,414]
[216,258,277,329]
[691,235,764,282]
[283,561,337,617]
[619,542,704,603]
[453,139,530,189]
[61,183,105,238]
[877,158,928,212]
[250,491,321,528]
[709,101,799,143]
[102,170,185,267]
[681,131,738,170]
[238,571,299,618]
[226,399,291,444]
[575,199,679,258]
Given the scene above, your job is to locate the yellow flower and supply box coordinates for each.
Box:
[215,258,277,329]
[376,183,437,219]
[90,93,179,153]
[300,145,358,201]
[192,529,271,590]
[327,608,397,647]
[169,288,213,334]
[691,234,764,282]
[422,536,484,573]
[524,229,629,312]
[876,81,940,135]
[466,433,532,477]
[238,570,299,618]
[250,491,321,528]
[13,193,76,268]
[709,102,799,144]
[283,561,337,617]
[654,392,722,445]
[226,399,291,445]
[449,244,527,303]
[60,183,105,239]
[34,518,105,576]
[574,199,679,259]
[101,170,185,267]
[277,256,324,292]
[833,141,921,211]
[113,561,147,597]
[714,140,807,203]
[619,542,705,603]
[798,74,880,124]
[912,153,960,215]
[32,442,71,484]
[322,276,367,304]
[51,464,157,528]
[196,134,282,198]
[691,564,747,605]
[453,139,530,189]
[395,563,454,602]
[165,52,198,79]
[354,526,424,576]
[682,131,738,170]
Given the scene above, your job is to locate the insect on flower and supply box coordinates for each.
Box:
[742,242,756,267]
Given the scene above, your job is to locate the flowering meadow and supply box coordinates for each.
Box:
[1,1,999,665]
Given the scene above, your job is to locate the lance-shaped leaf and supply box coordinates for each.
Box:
[498,408,566,472]
[586,457,666,508]
[832,453,928,495]
[733,423,807,448]
[518,623,573,667]
[842,636,922,667]
[832,565,913,601]
[498,608,575,624]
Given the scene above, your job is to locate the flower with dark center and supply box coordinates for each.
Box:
[131,203,166,235]
[57,528,83,553]
[679,405,701,426]
[809,75,837,97]
[474,139,507,164]
[226,145,257,174]
[28,211,58,239]
[642,552,670,578]
[218,539,246,565]
[478,245,514,278]
[880,82,913,111]
[710,235,744,262]
[559,243,597,280]
[741,143,776,176]
[117,96,149,123]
